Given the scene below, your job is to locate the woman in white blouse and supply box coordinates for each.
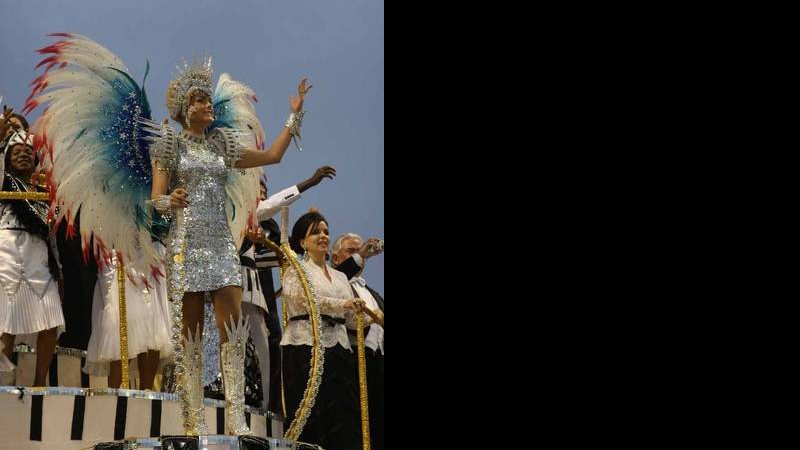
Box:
[281,209,368,450]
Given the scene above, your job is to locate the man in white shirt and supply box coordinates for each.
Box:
[332,232,384,450]
[255,166,336,223]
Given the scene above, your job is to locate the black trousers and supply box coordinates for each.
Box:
[283,345,361,450]
[55,219,98,350]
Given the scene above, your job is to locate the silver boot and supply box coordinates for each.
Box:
[180,326,209,435]
[221,315,253,436]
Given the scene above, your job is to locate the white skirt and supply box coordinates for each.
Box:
[0,230,65,336]
[83,254,173,377]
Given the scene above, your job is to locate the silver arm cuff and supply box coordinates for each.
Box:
[149,195,173,218]
[285,110,306,136]
[285,110,306,151]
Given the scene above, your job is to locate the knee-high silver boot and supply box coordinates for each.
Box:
[222,315,254,436]
[180,327,208,435]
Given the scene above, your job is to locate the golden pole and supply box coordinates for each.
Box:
[356,310,371,450]
[259,212,293,419]
[116,252,130,389]
[0,191,49,201]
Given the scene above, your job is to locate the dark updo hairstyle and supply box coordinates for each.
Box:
[290,210,328,256]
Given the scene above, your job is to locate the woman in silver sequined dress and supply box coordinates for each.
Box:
[150,61,311,436]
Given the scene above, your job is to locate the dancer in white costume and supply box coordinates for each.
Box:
[84,243,173,389]
[0,109,21,382]
[0,131,64,387]
[0,108,15,381]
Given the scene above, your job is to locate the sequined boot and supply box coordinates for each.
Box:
[179,327,208,435]
[222,315,253,435]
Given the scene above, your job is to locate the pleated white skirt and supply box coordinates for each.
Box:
[0,230,65,336]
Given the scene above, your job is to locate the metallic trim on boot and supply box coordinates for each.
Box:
[222,315,254,436]
[180,326,209,435]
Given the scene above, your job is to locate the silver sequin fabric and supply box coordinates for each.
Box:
[168,133,242,292]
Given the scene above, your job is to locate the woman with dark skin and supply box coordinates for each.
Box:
[0,129,63,387]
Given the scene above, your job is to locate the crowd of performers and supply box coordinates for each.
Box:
[0,33,383,450]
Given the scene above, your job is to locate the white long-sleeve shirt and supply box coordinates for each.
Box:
[256,185,302,221]
[349,277,385,355]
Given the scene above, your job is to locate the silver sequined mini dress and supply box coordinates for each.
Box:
[159,130,244,292]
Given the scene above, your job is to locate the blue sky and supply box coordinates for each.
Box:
[1,0,385,292]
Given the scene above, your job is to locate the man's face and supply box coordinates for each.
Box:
[333,237,362,266]
[259,184,268,201]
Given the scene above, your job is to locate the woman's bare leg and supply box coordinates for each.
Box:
[212,286,243,343]
[33,328,57,387]
[183,292,207,340]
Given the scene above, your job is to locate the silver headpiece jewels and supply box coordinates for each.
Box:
[167,57,214,122]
